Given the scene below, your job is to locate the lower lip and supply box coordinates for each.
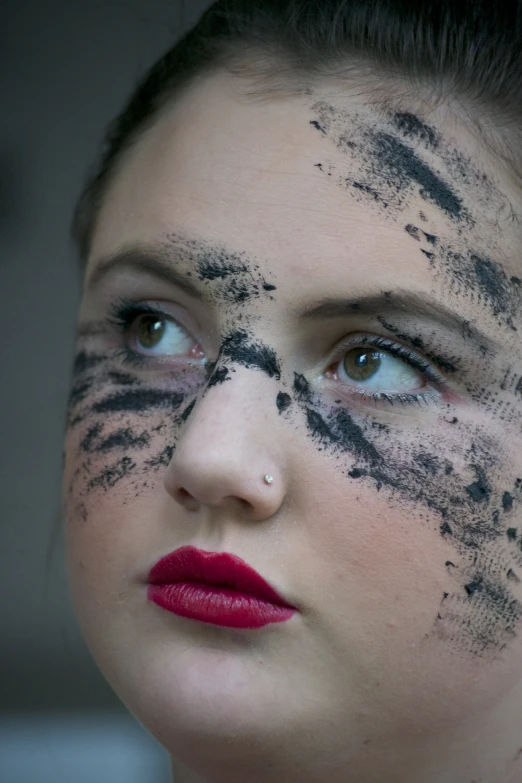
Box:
[147,583,296,629]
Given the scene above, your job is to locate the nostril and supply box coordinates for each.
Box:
[174,487,196,507]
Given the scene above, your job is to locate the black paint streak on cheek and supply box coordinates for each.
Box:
[221,331,281,380]
[87,456,136,491]
[372,130,467,223]
[73,352,105,374]
[207,366,231,388]
[276,392,292,414]
[306,407,382,465]
[503,492,514,512]
[465,464,491,503]
[293,373,312,404]
[107,371,137,386]
[92,388,185,415]
[146,445,174,469]
[181,399,196,421]
[97,428,150,452]
[80,423,104,453]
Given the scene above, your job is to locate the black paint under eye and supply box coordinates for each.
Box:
[87,456,137,491]
[276,392,292,413]
[293,373,312,403]
[92,388,185,415]
[220,330,281,380]
[207,366,231,388]
[465,465,491,503]
[502,491,514,512]
[181,399,196,421]
[306,407,382,464]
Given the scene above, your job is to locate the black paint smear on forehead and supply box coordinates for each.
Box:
[296,385,522,656]
[372,130,465,222]
[221,330,281,380]
[309,100,473,227]
[402,226,520,329]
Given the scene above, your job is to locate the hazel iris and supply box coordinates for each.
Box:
[343,349,381,382]
[137,316,165,349]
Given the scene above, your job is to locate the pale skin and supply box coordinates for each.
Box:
[63,69,522,783]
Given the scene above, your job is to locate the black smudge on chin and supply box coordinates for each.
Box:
[92,388,185,415]
[276,392,292,414]
[221,330,281,380]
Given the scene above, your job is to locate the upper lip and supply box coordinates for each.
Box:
[148,545,295,608]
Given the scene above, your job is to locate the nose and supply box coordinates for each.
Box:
[164,369,286,521]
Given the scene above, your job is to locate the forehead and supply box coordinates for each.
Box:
[89,70,521,295]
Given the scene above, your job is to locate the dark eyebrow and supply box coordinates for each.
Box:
[297,290,499,353]
[85,246,204,301]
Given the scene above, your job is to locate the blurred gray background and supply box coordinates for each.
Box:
[1,1,213,780]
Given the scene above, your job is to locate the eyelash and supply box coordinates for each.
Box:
[106,299,450,408]
[107,299,199,369]
[326,335,449,408]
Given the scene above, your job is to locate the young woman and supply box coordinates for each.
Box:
[62,1,522,781]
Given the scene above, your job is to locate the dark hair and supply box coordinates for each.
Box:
[71,0,522,263]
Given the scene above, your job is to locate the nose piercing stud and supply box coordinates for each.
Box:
[264,475,274,485]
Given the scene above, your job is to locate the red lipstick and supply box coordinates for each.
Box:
[147,545,297,629]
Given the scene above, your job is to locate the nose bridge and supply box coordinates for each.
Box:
[164,364,286,518]
[187,364,274,444]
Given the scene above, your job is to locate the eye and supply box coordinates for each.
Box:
[132,313,196,356]
[108,300,204,360]
[338,347,424,393]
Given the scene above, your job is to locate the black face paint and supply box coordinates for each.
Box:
[276,392,292,414]
[221,330,281,380]
[166,232,277,306]
[290,364,522,658]
[207,366,231,388]
[92,388,185,416]
[376,315,460,373]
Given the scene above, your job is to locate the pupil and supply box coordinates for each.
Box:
[138,316,165,348]
[344,349,381,381]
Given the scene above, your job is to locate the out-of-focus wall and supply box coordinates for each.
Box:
[1,1,212,779]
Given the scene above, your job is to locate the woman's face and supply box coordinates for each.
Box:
[63,71,522,783]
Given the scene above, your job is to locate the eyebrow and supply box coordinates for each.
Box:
[297,291,499,353]
[85,246,205,301]
[86,244,498,353]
